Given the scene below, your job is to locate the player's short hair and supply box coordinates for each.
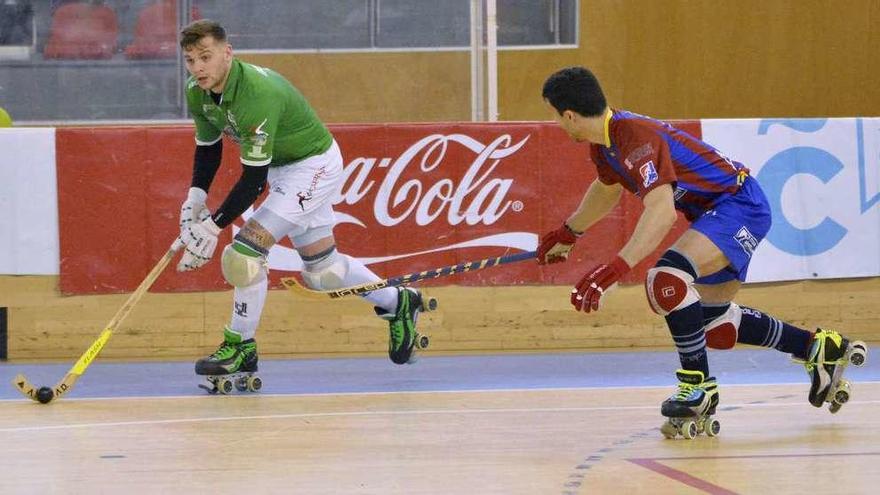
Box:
[542,66,607,117]
[180,19,227,49]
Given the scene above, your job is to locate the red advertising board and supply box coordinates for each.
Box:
[56,122,699,295]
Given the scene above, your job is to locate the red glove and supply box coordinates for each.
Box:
[571,256,631,313]
[537,223,582,265]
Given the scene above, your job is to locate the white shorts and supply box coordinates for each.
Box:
[255,140,343,243]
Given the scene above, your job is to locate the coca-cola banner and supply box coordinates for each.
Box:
[57,123,697,294]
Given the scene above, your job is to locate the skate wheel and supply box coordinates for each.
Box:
[849,341,867,366]
[416,334,430,350]
[218,378,233,395]
[660,421,678,439]
[833,384,850,404]
[682,420,697,440]
[829,401,843,414]
[423,297,438,312]
[247,375,262,392]
[706,418,721,437]
[234,377,248,392]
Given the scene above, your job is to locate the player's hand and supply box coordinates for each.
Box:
[177,217,221,272]
[537,223,582,265]
[179,187,210,235]
[571,257,630,313]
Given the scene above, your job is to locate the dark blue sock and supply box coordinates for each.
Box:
[658,250,709,376]
[703,303,813,359]
[739,306,813,359]
[667,303,709,376]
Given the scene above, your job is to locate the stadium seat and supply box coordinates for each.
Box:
[124,0,178,59]
[43,2,119,60]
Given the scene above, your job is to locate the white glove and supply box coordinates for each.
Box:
[179,187,210,234]
[177,217,221,272]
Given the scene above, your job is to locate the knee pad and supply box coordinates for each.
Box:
[645,266,699,315]
[221,242,268,287]
[704,303,742,350]
[301,249,349,290]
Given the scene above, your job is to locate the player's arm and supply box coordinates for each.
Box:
[569,183,676,313]
[566,179,623,233]
[177,162,268,272]
[180,94,223,232]
[210,164,268,228]
[537,168,622,265]
[191,140,223,193]
[617,183,677,267]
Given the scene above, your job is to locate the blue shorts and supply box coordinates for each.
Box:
[692,176,771,285]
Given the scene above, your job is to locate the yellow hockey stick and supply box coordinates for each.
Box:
[12,240,181,404]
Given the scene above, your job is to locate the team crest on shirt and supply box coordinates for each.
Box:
[639,160,658,187]
[735,226,759,257]
[252,118,269,146]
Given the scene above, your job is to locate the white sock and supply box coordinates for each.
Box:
[342,254,398,312]
[229,271,267,341]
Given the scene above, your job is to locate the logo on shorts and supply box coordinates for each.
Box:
[639,160,659,188]
[673,186,687,201]
[735,226,759,257]
[297,191,313,211]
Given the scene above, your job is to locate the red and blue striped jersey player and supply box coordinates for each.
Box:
[538,66,867,431]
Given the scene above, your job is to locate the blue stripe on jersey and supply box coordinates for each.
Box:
[660,133,738,190]
[616,111,739,192]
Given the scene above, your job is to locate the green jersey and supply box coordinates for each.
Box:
[185,58,333,166]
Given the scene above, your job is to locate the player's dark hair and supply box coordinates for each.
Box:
[180,19,227,49]
[542,66,607,117]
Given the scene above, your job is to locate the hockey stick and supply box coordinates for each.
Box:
[281,250,537,300]
[12,240,182,404]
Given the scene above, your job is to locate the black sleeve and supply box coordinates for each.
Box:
[191,140,223,192]
[210,164,269,228]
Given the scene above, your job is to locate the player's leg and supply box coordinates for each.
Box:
[699,294,814,359]
[651,230,727,421]
[701,291,868,408]
[293,228,429,365]
[261,140,428,364]
[693,176,867,410]
[194,218,268,380]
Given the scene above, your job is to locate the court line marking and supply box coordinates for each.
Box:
[3,399,880,434]
[628,458,738,495]
[1,380,879,403]
[626,452,880,495]
[640,451,880,461]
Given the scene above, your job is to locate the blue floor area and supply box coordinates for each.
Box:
[1,348,878,400]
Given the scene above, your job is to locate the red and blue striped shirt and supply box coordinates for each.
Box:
[590,109,748,221]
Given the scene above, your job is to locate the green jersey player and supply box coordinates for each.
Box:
[176,20,432,393]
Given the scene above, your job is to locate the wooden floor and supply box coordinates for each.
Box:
[2,383,879,494]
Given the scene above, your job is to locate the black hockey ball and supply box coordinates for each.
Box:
[36,386,54,404]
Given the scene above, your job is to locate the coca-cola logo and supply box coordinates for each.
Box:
[241,132,537,271]
[335,133,529,228]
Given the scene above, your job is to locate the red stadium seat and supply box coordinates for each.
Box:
[43,2,119,60]
[124,0,178,60]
